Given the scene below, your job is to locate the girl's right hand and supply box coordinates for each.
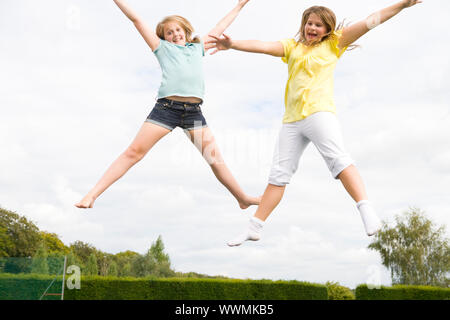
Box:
[205,34,233,55]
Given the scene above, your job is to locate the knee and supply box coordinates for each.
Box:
[123,146,146,163]
[203,141,223,165]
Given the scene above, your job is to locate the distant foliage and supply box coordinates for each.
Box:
[85,253,99,276]
[0,206,184,278]
[30,244,49,275]
[368,208,449,287]
[0,207,41,258]
[325,281,355,300]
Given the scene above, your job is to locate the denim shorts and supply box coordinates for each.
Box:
[146,98,208,131]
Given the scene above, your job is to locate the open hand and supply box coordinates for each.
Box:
[401,0,422,8]
[205,34,233,55]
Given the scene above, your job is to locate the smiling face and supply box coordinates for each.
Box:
[297,6,337,46]
[163,21,186,46]
[304,13,328,43]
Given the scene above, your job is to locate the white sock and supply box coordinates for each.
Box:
[227,216,264,247]
[357,200,382,236]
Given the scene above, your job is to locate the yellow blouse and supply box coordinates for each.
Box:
[280,30,348,123]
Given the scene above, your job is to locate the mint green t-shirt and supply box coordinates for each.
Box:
[153,40,205,100]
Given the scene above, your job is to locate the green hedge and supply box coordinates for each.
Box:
[356,284,450,300]
[65,277,327,300]
[0,274,327,300]
[0,273,63,300]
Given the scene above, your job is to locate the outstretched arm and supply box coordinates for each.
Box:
[206,34,284,57]
[202,0,250,45]
[338,0,422,49]
[113,0,160,51]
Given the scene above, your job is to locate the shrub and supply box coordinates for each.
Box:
[356,284,450,300]
[325,281,355,300]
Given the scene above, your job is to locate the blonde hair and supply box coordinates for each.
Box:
[156,15,200,43]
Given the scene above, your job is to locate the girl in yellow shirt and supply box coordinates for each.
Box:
[207,0,422,246]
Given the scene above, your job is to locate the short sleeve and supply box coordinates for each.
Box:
[329,29,348,58]
[280,39,296,64]
[153,39,166,54]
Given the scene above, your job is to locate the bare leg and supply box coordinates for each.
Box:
[187,127,260,209]
[338,164,381,236]
[227,183,284,246]
[75,122,171,208]
[337,165,368,203]
[254,184,286,221]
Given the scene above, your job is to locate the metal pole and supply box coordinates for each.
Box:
[61,255,67,300]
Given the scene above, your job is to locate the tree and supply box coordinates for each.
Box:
[40,231,70,255]
[69,241,96,265]
[96,251,112,276]
[0,207,41,257]
[368,208,450,287]
[130,236,175,278]
[115,250,139,277]
[30,243,49,275]
[147,236,175,277]
[131,253,156,278]
[85,253,98,276]
[149,236,171,264]
[107,261,119,277]
[120,262,132,277]
[0,225,13,257]
[66,251,83,271]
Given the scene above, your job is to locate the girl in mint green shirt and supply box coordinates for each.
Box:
[75,0,261,210]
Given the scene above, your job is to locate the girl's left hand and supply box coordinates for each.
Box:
[401,0,422,8]
[238,0,250,6]
[205,34,233,55]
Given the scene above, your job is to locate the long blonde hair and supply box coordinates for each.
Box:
[296,6,353,48]
[156,15,200,43]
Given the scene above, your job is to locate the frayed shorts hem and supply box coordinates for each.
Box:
[145,119,208,132]
[145,119,174,131]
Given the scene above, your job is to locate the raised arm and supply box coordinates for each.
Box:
[113,0,160,51]
[202,0,250,44]
[338,0,422,49]
[206,34,284,57]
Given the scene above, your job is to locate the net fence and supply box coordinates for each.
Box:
[0,256,67,300]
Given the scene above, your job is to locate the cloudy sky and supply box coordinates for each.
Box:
[1,0,449,289]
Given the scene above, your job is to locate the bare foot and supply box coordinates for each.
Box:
[75,195,96,209]
[238,195,262,210]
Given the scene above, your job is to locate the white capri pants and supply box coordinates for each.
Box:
[269,112,354,186]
